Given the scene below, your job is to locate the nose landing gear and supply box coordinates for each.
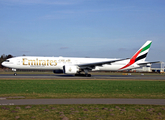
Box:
[12,69,17,76]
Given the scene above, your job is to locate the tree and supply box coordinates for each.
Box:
[6,54,13,59]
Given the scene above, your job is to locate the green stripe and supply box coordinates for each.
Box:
[141,42,152,53]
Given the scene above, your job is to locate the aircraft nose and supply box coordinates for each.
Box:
[1,62,5,67]
[1,61,9,67]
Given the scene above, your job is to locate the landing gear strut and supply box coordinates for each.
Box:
[84,69,91,77]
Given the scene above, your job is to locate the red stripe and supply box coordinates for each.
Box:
[119,48,142,70]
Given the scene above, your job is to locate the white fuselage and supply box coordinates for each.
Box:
[2,56,141,72]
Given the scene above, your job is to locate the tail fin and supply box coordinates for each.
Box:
[120,41,152,70]
[133,40,152,63]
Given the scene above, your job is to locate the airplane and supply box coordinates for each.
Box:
[1,41,159,77]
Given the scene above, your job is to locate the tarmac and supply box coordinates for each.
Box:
[0,74,165,80]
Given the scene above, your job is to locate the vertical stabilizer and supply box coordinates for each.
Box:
[134,40,152,62]
[120,41,152,70]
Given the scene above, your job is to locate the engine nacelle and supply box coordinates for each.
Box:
[53,70,64,74]
[63,65,79,74]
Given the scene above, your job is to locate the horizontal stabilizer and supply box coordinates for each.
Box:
[138,61,161,66]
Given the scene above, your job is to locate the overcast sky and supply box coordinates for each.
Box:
[0,0,165,62]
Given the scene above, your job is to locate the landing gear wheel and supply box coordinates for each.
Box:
[87,74,91,77]
[75,74,91,77]
[75,74,85,76]
[14,73,17,76]
[85,74,91,77]
[75,74,79,76]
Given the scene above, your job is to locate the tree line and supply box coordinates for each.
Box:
[0,54,13,68]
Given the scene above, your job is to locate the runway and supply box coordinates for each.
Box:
[0,74,165,80]
[0,99,165,105]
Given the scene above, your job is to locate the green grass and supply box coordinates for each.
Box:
[0,104,165,120]
[0,80,165,99]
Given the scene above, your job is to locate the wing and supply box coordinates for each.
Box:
[77,58,129,70]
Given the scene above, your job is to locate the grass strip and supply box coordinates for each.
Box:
[0,104,165,120]
[0,80,165,99]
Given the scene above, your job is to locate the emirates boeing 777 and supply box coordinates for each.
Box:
[2,41,158,77]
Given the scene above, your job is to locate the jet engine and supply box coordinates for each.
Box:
[53,70,64,74]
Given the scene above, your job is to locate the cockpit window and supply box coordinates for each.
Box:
[5,60,10,62]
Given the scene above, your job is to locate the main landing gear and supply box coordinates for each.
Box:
[75,70,91,77]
